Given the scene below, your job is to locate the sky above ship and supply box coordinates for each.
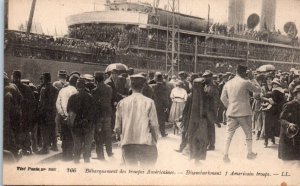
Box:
[8,0,300,36]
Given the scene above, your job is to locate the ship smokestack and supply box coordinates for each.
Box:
[228,0,245,33]
[260,0,277,31]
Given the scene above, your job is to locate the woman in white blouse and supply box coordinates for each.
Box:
[168,81,188,133]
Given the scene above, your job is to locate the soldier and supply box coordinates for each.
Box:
[37,73,59,154]
[12,70,35,155]
[202,70,220,151]
[4,73,22,160]
[82,74,96,92]
[105,69,124,131]
[56,74,79,161]
[67,78,95,163]
[221,65,261,163]
[92,72,114,160]
[151,72,170,137]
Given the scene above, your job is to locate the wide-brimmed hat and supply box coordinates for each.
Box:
[293,85,300,94]
[81,74,94,81]
[271,78,281,87]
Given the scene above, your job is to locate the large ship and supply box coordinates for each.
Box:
[4,0,300,81]
[64,0,300,73]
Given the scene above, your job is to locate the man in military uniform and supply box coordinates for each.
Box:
[92,72,114,160]
[12,70,35,155]
[82,74,96,92]
[202,70,220,151]
[151,72,170,137]
[67,78,95,163]
[105,69,124,131]
[37,73,59,154]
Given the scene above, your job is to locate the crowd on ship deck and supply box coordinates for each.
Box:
[5,31,116,62]
[5,30,300,66]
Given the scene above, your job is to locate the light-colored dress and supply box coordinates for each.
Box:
[168,87,187,123]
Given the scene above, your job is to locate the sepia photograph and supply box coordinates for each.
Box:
[2,0,300,185]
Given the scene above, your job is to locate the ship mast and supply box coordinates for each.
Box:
[26,0,37,34]
[165,0,180,76]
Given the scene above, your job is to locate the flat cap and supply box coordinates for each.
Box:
[21,79,30,84]
[58,70,67,76]
[202,70,213,77]
[81,74,94,81]
[130,74,146,83]
[193,78,205,84]
[178,71,186,76]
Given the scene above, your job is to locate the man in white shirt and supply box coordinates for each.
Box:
[221,65,261,163]
[56,74,79,161]
[115,74,160,167]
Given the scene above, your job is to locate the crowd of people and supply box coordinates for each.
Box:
[5,30,116,63]
[3,63,300,166]
[5,29,300,71]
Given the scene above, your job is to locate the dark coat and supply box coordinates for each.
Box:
[91,83,112,118]
[15,82,35,127]
[279,100,300,160]
[203,82,219,124]
[181,94,192,132]
[142,83,154,99]
[39,83,58,112]
[263,90,285,138]
[67,91,95,128]
[105,77,124,109]
[151,82,170,125]
[187,81,208,160]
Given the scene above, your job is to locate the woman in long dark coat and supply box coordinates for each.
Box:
[187,78,208,164]
[262,80,285,147]
[278,85,300,160]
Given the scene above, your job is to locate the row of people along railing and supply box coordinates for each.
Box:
[129,26,300,64]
